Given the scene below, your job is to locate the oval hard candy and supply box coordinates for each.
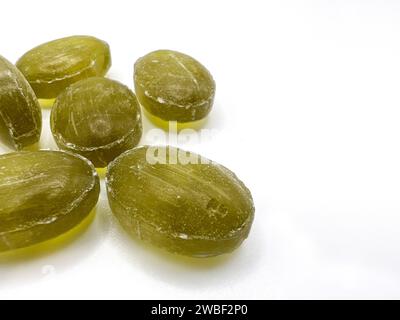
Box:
[0,150,100,252]
[0,55,41,150]
[16,35,111,99]
[134,50,216,123]
[51,77,143,168]
[106,146,254,257]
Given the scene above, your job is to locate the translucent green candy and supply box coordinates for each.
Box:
[0,151,100,252]
[0,55,41,150]
[106,146,254,257]
[51,77,143,168]
[16,35,111,99]
[134,50,216,123]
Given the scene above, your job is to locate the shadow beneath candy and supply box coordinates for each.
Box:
[0,203,110,287]
[140,102,225,151]
[39,98,56,109]
[96,167,107,179]
[109,212,262,289]
[129,236,237,269]
[0,209,96,264]
[142,108,210,132]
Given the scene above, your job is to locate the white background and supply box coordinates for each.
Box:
[1,0,400,299]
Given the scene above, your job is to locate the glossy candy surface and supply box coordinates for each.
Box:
[0,151,100,252]
[0,55,41,150]
[51,77,143,168]
[16,36,111,99]
[106,146,254,257]
[134,50,215,123]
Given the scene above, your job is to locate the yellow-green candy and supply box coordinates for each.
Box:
[16,35,111,99]
[0,151,100,252]
[51,77,143,168]
[106,146,254,257]
[0,55,41,150]
[134,50,216,123]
